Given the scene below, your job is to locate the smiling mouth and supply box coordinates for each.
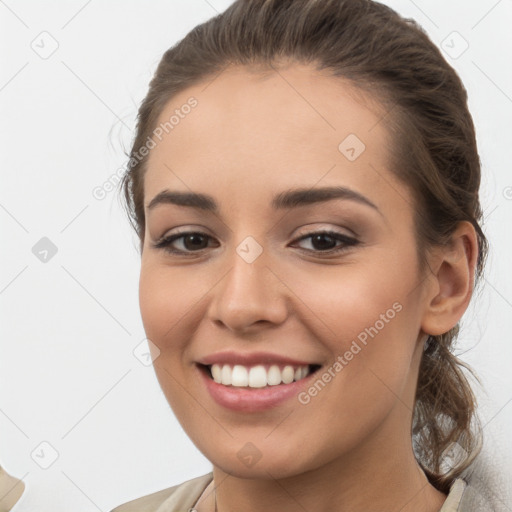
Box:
[199,363,322,389]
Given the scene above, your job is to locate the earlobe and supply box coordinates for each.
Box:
[421,221,478,337]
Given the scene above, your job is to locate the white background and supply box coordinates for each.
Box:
[1,1,511,510]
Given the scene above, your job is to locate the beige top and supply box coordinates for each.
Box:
[0,466,25,512]
[110,473,468,512]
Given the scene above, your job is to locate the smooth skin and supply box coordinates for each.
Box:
[138,63,478,512]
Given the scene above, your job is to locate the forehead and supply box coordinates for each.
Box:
[144,63,404,214]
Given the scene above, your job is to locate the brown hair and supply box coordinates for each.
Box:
[119,0,488,494]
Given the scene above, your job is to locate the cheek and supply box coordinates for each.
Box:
[139,266,169,342]
[289,253,421,404]
[138,262,197,347]
[287,255,416,343]
[138,263,199,414]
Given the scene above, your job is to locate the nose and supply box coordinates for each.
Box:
[207,245,289,334]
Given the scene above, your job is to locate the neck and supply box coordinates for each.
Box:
[211,452,446,512]
[209,406,447,512]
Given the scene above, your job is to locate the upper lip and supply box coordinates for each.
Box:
[197,350,319,367]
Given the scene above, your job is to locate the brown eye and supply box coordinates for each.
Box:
[180,233,209,251]
[292,230,359,255]
[153,231,217,255]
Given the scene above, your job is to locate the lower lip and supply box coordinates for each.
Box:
[198,365,317,412]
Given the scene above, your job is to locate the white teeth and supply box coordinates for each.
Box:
[221,365,232,385]
[209,363,312,388]
[267,365,282,386]
[248,365,267,388]
[231,365,249,386]
[211,364,222,383]
[281,366,295,384]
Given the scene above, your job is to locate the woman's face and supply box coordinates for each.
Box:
[139,63,434,478]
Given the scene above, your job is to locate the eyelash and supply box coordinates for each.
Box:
[152,230,359,257]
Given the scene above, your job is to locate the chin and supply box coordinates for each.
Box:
[197,437,325,481]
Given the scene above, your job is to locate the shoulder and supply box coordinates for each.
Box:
[439,478,467,511]
[109,472,213,512]
[456,449,511,511]
[0,466,25,509]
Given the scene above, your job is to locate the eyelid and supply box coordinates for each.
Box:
[155,225,213,243]
[293,222,358,239]
[155,223,357,243]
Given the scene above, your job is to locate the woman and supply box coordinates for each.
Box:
[111,0,506,510]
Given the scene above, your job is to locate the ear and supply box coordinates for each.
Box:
[421,221,479,337]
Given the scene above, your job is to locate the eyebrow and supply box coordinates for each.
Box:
[146,186,380,213]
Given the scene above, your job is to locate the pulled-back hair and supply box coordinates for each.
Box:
[119,0,488,494]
